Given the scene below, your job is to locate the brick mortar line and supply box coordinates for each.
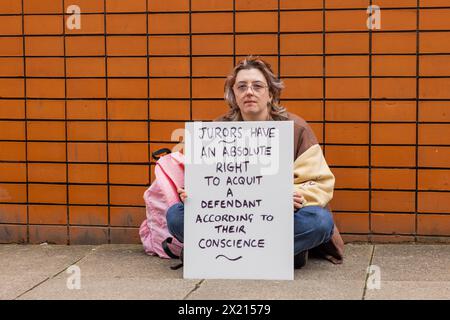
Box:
[362,244,376,300]
[13,245,101,300]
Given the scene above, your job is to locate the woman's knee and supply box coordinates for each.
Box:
[306,206,334,240]
[166,202,184,231]
[315,207,334,239]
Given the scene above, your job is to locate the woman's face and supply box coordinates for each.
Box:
[233,68,272,121]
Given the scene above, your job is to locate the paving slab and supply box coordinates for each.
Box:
[57,244,186,279]
[19,278,198,300]
[18,244,198,300]
[365,281,450,300]
[0,244,95,300]
[3,244,449,300]
[187,245,371,300]
[371,244,450,282]
[187,279,365,300]
[295,244,373,281]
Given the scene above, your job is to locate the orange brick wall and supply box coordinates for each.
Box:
[0,0,449,244]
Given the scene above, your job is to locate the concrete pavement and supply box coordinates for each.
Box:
[0,244,449,300]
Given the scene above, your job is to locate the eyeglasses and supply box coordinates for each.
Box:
[233,82,268,95]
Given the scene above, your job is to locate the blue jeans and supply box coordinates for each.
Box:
[166,202,334,255]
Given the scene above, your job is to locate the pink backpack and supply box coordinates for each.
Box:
[139,149,184,259]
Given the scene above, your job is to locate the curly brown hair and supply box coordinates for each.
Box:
[223,56,289,121]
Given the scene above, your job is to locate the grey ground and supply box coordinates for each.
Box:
[0,244,449,300]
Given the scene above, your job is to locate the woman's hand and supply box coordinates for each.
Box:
[293,190,306,211]
[177,187,187,203]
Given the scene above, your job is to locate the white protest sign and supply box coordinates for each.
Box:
[184,121,293,280]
